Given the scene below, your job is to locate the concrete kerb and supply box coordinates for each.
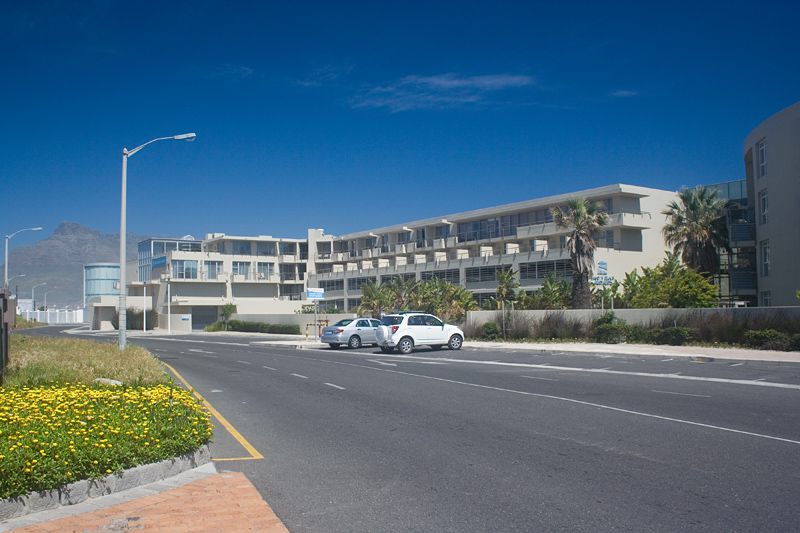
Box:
[0,445,211,522]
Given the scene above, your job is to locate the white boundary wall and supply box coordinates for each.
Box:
[21,309,85,324]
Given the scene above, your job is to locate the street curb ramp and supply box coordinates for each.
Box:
[0,445,211,521]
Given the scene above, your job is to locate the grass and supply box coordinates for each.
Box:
[0,335,213,499]
[12,317,41,330]
[5,335,168,387]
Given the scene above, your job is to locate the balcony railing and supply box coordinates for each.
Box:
[730,223,755,243]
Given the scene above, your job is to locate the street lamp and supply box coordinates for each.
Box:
[31,282,46,313]
[7,274,25,284]
[119,133,196,350]
[4,227,42,289]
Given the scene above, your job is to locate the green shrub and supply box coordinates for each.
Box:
[593,312,618,327]
[532,312,587,340]
[742,329,789,349]
[205,320,301,335]
[625,325,656,344]
[654,327,695,346]
[592,322,628,344]
[790,334,800,352]
[481,322,501,340]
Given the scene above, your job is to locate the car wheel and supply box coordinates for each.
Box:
[430,345,443,350]
[447,334,463,350]
[397,337,414,354]
[348,335,362,349]
[380,346,394,354]
[329,343,340,350]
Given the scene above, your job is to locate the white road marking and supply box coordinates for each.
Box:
[368,359,398,367]
[652,390,711,398]
[302,358,800,446]
[291,373,308,379]
[730,363,744,367]
[210,389,223,393]
[188,348,216,354]
[262,365,277,370]
[416,361,447,365]
[236,360,252,365]
[521,375,558,382]
[324,383,346,390]
[661,358,674,362]
[145,338,249,347]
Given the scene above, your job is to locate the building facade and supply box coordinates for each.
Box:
[129,183,678,328]
[743,101,800,307]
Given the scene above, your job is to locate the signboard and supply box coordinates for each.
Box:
[306,288,325,300]
[152,256,167,269]
[596,260,609,276]
[591,275,615,286]
[180,315,190,321]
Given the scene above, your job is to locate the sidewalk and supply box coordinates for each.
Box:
[2,464,287,533]
[250,337,800,363]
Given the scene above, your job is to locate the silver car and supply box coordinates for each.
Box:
[321,318,382,349]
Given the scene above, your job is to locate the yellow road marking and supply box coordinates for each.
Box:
[162,361,264,461]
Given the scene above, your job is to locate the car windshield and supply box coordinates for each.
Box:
[334,319,353,327]
[381,316,404,326]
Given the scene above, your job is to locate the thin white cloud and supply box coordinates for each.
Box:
[298,63,354,87]
[610,89,638,97]
[352,72,536,112]
[203,64,255,81]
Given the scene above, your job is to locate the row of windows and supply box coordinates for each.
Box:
[347,276,377,290]
[320,279,344,291]
[380,273,416,284]
[171,260,276,280]
[519,259,573,280]
[465,265,505,283]
[421,269,460,283]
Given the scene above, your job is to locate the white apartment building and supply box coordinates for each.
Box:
[129,183,677,330]
[308,183,677,311]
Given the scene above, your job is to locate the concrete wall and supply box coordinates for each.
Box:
[466,306,800,328]
[234,312,357,336]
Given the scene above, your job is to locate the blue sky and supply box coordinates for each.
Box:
[2,0,799,245]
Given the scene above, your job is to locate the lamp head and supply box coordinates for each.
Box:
[31,227,43,232]
[173,133,197,142]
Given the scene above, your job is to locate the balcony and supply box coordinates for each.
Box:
[729,223,755,245]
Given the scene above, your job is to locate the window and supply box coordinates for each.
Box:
[232,261,250,279]
[347,298,361,309]
[347,277,376,290]
[257,242,276,256]
[172,260,197,279]
[320,279,344,291]
[408,315,425,326]
[434,225,450,239]
[519,260,573,280]
[370,320,382,328]
[280,264,296,280]
[356,319,370,327]
[465,265,503,283]
[232,241,251,255]
[205,261,223,280]
[758,189,768,224]
[559,235,567,249]
[257,262,274,279]
[760,240,770,277]
[424,315,443,327]
[381,273,416,284]
[761,290,772,307]
[279,242,296,256]
[421,269,460,283]
[758,139,767,177]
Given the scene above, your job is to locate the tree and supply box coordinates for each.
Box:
[220,303,237,331]
[514,274,570,310]
[357,282,393,318]
[662,186,729,276]
[552,198,609,309]
[495,268,519,309]
[623,253,717,308]
[385,276,418,311]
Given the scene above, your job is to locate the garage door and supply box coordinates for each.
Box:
[191,306,218,330]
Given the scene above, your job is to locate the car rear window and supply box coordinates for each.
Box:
[381,316,404,326]
[334,319,353,326]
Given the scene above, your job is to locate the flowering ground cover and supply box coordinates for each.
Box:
[0,335,213,499]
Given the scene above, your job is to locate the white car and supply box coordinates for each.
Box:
[375,313,464,354]
[321,318,382,349]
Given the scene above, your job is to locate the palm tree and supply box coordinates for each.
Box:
[552,198,608,309]
[386,276,417,311]
[495,268,519,309]
[662,186,728,276]
[357,282,392,317]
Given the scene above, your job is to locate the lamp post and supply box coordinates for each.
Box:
[31,282,46,315]
[4,227,42,290]
[118,133,196,350]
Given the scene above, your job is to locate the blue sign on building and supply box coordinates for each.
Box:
[152,256,167,268]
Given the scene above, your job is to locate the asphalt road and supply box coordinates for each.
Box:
[23,327,800,532]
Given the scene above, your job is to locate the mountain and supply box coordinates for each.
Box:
[2,222,148,308]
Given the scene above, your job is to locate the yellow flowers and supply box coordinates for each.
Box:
[1,384,212,500]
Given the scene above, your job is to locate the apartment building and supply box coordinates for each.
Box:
[743,101,800,306]
[308,183,677,312]
[129,183,678,329]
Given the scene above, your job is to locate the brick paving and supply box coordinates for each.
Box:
[9,472,287,533]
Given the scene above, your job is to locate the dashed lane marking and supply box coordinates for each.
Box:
[291,373,308,379]
[236,360,252,365]
[262,365,277,370]
[324,383,346,390]
[521,375,559,381]
[368,359,397,367]
[652,390,711,398]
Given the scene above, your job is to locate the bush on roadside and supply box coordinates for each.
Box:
[531,312,587,340]
[110,308,158,331]
[0,384,211,499]
[742,329,791,350]
[653,327,695,346]
[625,324,656,344]
[204,320,300,335]
[591,313,629,344]
[480,322,501,340]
